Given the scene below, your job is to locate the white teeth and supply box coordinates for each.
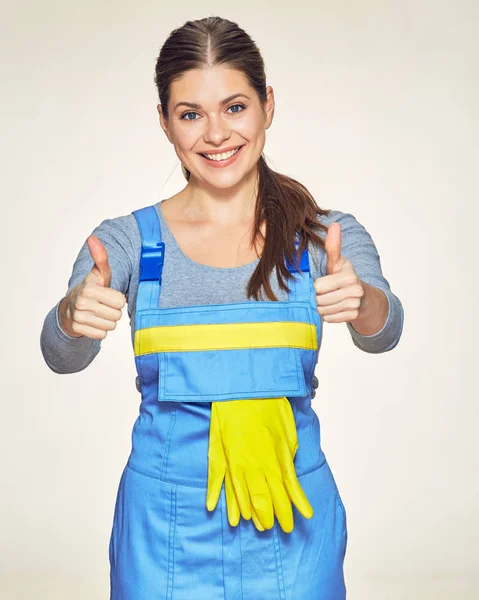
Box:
[202,146,241,161]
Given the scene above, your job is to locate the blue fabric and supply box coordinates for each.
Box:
[109,205,347,599]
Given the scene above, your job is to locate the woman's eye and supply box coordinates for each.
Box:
[227,103,246,114]
[180,104,246,121]
[181,111,198,121]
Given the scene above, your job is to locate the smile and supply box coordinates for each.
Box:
[199,145,245,167]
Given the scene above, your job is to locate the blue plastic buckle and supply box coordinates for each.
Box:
[286,248,310,273]
[139,242,165,282]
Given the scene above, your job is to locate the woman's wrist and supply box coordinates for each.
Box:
[58,295,83,338]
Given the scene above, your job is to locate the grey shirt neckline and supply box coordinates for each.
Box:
[155,200,262,273]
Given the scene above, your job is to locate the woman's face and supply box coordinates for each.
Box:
[158,66,274,189]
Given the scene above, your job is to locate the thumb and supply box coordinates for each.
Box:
[325,222,342,275]
[86,235,112,287]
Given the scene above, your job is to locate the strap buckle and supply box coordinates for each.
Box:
[139,242,165,282]
[286,248,310,273]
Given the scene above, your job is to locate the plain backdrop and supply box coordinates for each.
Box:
[1,1,477,598]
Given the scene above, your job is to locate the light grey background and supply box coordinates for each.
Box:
[1,1,477,598]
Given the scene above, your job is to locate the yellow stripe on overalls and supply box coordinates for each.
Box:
[134,321,317,356]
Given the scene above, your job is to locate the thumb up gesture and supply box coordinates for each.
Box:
[58,235,126,339]
[85,234,113,288]
[313,223,365,324]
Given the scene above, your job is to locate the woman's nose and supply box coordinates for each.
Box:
[203,115,231,145]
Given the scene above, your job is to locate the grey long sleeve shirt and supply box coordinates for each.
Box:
[40,201,404,375]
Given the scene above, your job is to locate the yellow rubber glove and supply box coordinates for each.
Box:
[207,415,266,532]
[206,397,314,533]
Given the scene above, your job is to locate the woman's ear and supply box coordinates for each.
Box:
[264,86,275,130]
[157,104,172,143]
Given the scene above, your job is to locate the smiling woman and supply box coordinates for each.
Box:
[40,13,404,600]
[156,65,282,225]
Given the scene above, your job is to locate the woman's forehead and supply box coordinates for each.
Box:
[169,67,252,105]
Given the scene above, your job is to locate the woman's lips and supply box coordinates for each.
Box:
[198,145,245,168]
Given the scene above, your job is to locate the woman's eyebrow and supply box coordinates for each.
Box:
[173,93,251,111]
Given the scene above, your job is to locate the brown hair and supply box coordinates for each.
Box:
[154,16,331,300]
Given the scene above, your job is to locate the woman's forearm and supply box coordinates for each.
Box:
[349,281,389,336]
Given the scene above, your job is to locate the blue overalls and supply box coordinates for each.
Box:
[108,205,348,599]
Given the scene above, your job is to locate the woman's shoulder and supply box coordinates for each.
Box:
[309,208,377,279]
[316,208,364,230]
[86,203,161,282]
[91,202,162,249]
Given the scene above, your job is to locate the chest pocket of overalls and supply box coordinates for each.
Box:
[135,300,318,403]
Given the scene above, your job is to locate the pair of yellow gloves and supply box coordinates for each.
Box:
[206,397,313,533]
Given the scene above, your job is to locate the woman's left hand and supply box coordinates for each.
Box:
[313,222,365,323]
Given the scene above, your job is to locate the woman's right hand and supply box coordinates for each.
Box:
[58,235,126,339]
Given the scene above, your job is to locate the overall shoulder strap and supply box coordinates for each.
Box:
[285,233,313,303]
[132,205,165,312]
